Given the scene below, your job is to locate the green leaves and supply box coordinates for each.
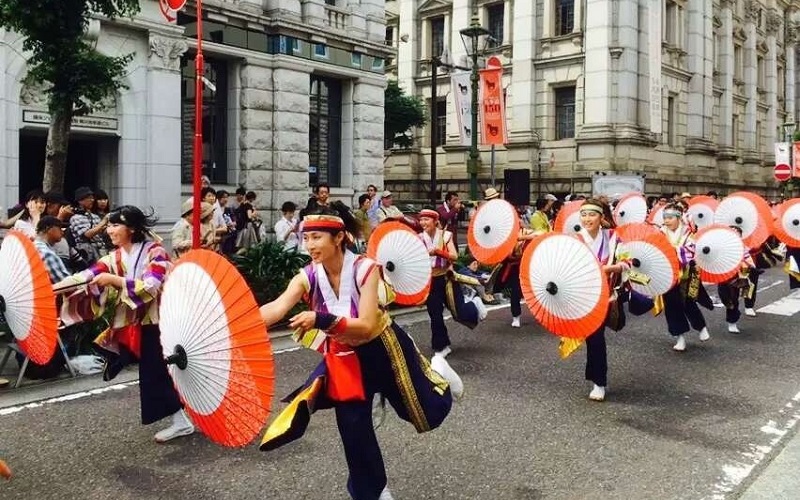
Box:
[232,242,311,307]
[385,79,427,149]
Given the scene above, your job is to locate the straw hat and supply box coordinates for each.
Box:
[484,187,500,200]
[181,200,215,220]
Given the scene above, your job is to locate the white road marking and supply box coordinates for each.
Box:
[0,382,138,416]
[708,390,800,499]
[708,280,783,309]
[756,290,800,317]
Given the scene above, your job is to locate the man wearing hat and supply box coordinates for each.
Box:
[34,216,71,283]
[376,190,403,223]
[69,187,108,264]
[171,200,216,257]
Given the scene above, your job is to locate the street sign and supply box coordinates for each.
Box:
[774,163,792,182]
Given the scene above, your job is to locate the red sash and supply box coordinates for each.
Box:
[323,339,365,402]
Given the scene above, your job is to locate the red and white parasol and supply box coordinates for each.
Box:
[713,191,773,248]
[692,225,745,284]
[687,195,719,230]
[519,233,610,339]
[553,201,584,235]
[773,198,800,248]
[0,231,59,365]
[467,199,520,264]
[367,221,431,305]
[648,205,666,226]
[614,193,649,226]
[159,250,274,447]
[615,222,660,243]
[622,232,680,297]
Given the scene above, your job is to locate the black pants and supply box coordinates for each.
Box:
[508,270,522,317]
[717,284,741,324]
[744,269,759,309]
[139,325,183,425]
[585,328,607,387]
[426,275,452,352]
[662,285,707,336]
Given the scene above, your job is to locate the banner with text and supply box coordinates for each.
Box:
[648,0,662,134]
[479,65,507,145]
[450,71,472,147]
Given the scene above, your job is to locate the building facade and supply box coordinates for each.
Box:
[384,0,800,200]
[0,0,388,229]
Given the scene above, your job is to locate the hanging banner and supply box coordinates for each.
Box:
[451,71,472,147]
[648,0,662,134]
[794,142,800,178]
[479,57,507,145]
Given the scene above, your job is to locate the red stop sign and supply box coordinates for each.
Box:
[167,0,186,9]
[774,163,792,182]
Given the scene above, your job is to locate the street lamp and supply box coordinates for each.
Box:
[460,14,490,201]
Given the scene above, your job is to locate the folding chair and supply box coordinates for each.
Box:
[0,327,77,389]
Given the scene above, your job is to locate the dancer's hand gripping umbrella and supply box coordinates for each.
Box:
[519,233,610,339]
[0,231,59,364]
[367,221,431,305]
[692,225,746,284]
[159,250,274,447]
[467,199,521,264]
[553,201,584,235]
[713,191,773,249]
[614,193,648,226]
[619,229,680,297]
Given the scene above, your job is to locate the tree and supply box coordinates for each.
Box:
[0,0,141,192]
[384,80,427,149]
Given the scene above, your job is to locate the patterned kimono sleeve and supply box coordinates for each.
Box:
[678,233,696,267]
[60,257,113,325]
[118,244,171,312]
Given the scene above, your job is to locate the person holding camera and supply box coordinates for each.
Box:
[69,187,109,265]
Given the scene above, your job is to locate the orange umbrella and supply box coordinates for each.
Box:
[467,199,520,264]
[693,225,745,284]
[687,195,719,230]
[648,205,666,226]
[713,191,773,248]
[614,193,648,226]
[367,221,431,305]
[519,233,609,339]
[615,222,660,243]
[553,201,584,234]
[0,230,59,365]
[622,232,680,297]
[159,249,274,447]
[773,198,800,247]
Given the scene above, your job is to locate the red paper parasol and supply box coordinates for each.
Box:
[614,193,649,226]
[615,222,660,243]
[367,221,431,305]
[713,191,772,248]
[0,231,59,364]
[553,201,584,234]
[692,225,745,284]
[468,199,520,264]
[773,198,800,247]
[623,232,680,297]
[648,205,666,226]
[159,249,274,447]
[687,195,718,230]
[519,233,609,339]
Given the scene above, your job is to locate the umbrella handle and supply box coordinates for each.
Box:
[165,344,188,370]
[52,282,86,295]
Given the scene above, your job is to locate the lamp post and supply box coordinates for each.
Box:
[460,14,490,201]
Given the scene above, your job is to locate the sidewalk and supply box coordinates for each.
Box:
[738,427,800,499]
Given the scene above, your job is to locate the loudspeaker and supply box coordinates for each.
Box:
[503,169,531,206]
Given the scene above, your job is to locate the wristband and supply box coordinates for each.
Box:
[314,312,338,331]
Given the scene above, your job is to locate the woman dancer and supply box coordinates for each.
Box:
[53,206,195,443]
[259,206,462,500]
[660,203,711,351]
[494,216,541,328]
[418,208,483,358]
[576,199,630,401]
[717,226,756,334]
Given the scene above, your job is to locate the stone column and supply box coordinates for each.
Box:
[239,61,275,214]
[0,29,9,210]
[578,0,614,137]
[718,0,734,153]
[741,0,758,159]
[450,0,472,68]
[502,0,511,45]
[612,0,641,136]
[787,23,797,125]
[764,10,781,154]
[351,79,386,193]
[508,0,536,141]
[685,0,715,153]
[361,0,386,43]
[301,0,326,27]
[396,0,417,88]
[573,0,582,35]
[269,65,311,224]
[264,0,301,18]
[144,34,187,220]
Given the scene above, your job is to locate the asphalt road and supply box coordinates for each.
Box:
[1,268,799,500]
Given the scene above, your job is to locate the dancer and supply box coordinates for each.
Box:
[418,208,484,357]
[660,203,711,351]
[717,226,756,334]
[493,211,542,328]
[576,199,631,401]
[53,206,195,442]
[259,206,462,500]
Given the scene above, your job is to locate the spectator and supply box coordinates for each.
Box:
[352,193,372,248]
[529,198,552,233]
[69,187,108,264]
[34,216,71,282]
[235,191,261,252]
[201,175,211,189]
[274,201,299,251]
[376,191,403,223]
[12,190,47,239]
[94,189,111,217]
[231,187,247,211]
[201,186,229,240]
[707,190,719,200]
[217,190,237,254]
[366,184,382,228]
[171,200,216,257]
[437,191,462,246]
[43,191,79,266]
[302,183,331,218]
